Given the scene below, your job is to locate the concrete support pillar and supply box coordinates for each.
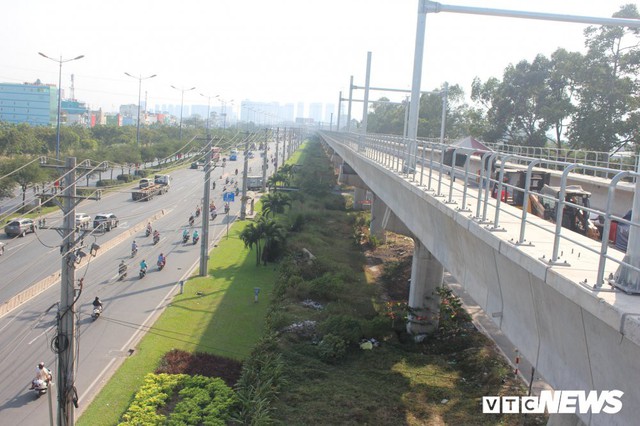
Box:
[407,238,444,335]
[370,193,387,243]
[354,187,367,210]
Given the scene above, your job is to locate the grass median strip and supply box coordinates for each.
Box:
[77,221,275,426]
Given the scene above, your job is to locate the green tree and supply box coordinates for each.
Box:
[240,221,264,266]
[261,192,291,218]
[569,4,640,152]
[260,217,286,265]
[1,157,48,211]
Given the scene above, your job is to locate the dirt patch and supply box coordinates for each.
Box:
[364,233,414,301]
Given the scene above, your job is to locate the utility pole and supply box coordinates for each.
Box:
[274,127,279,172]
[41,157,104,426]
[240,134,250,220]
[281,127,287,166]
[200,137,214,276]
[261,128,268,192]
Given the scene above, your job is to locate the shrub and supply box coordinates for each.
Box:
[96,179,118,187]
[318,315,362,344]
[317,334,347,363]
[290,213,305,232]
[307,273,344,301]
[359,315,393,340]
[134,169,150,177]
[116,174,135,182]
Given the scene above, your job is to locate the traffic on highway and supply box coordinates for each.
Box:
[0,135,283,424]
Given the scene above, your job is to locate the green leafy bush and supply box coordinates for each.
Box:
[318,315,362,344]
[317,333,347,363]
[116,173,135,182]
[134,169,150,177]
[119,373,236,426]
[96,179,118,187]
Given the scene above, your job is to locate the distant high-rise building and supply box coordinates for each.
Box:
[0,80,56,126]
[296,102,304,120]
[308,102,323,123]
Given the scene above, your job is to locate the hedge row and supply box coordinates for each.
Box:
[118,373,236,426]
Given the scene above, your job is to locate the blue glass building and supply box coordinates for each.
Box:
[0,81,56,125]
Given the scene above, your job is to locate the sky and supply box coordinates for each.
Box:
[0,0,635,119]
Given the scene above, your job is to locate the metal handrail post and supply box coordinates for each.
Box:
[550,164,579,263]
[517,159,541,244]
[596,171,633,286]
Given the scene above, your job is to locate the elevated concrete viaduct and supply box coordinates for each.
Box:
[319,132,640,426]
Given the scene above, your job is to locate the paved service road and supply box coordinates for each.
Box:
[0,145,278,425]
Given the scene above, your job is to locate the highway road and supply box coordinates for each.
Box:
[0,143,279,425]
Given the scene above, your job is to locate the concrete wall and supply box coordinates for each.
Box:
[321,133,640,426]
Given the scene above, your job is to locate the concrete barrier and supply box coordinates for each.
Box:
[0,210,166,319]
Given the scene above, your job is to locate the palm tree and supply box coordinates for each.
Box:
[259,217,286,265]
[240,222,263,266]
[261,192,291,218]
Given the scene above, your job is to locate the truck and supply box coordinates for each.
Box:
[132,183,167,201]
[246,176,263,191]
[132,175,171,201]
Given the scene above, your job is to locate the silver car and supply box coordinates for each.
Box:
[4,218,36,237]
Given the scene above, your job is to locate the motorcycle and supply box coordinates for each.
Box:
[139,268,147,279]
[118,267,127,281]
[145,228,151,237]
[131,247,138,258]
[157,260,166,271]
[31,379,49,397]
[153,234,160,245]
[182,234,189,244]
[91,306,103,320]
[192,236,200,245]
[195,208,201,218]
[189,217,195,227]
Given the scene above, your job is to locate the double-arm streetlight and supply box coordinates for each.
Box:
[125,72,156,146]
[171,85,196,140]
[38,52,85,160]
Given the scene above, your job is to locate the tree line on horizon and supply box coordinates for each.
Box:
[364,4,639,154]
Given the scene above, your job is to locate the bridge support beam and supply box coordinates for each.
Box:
[354,187,368,210]
[370,193,387,243]
[407,238,443,335]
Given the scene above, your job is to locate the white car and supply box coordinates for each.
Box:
[75,213,91,229]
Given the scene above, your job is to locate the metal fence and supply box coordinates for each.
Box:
[320,131,640,295]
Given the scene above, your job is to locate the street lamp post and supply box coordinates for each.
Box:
[38,52,85,160]
[125,72,156,146]
[171,85,196,140]
[200,93,217,136]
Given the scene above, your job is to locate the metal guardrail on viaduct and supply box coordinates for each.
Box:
[319,130,640,426]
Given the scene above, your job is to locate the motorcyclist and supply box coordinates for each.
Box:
[192,230,199,242]
[195,206,201,217]
[224,202,230,214]
[140,259,148,272]
[131,240,138,256]
[93,296,103,312]
[157,253,166,268]
[33,362,52,387]
[235,168,238,175]
[146,222,152,236]
[189,214,195,226]
[182,228,189,242]
[211,206,218,220]
[118,260,127,277]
